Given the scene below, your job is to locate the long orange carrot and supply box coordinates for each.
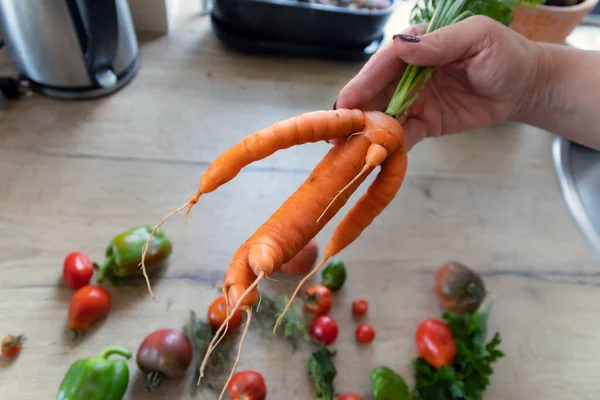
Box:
[274,147,408,331]
[175,110,406,400]
[140,109,367,299]
[143,3,482,397]
[140,108,407,400]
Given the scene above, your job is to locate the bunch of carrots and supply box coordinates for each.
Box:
[141,1,478,398]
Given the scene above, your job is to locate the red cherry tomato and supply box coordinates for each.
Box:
[63,251,94,289]
[355,323,375,344]
[207,295,243,333]
[1,334,25,358]
[415,319,456,368]
[304,285,332,316]
[339,393,363,400]
[67,285,111,336]
[227,370,267,400]
[309,315,338,345]
[352,298,368,316]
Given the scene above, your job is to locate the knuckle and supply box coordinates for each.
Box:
[404,23,427,36]
[470,15,502,32]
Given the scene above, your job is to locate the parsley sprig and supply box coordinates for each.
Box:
[407,0,543,27]
[370,306,504,400]
[413,306,505,400]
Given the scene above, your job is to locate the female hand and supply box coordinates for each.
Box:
[334,15,547,151]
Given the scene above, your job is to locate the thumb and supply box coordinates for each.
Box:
[393,15,497,66]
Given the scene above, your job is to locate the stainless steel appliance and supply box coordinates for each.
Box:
[0,0,139,100]
[553,20,600,259]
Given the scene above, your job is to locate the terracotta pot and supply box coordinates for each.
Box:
[510,0,599,44]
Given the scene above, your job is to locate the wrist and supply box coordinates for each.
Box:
[510,42,557,125]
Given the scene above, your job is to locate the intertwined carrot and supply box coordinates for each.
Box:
[140,108,406,398]
[141,1,473,395]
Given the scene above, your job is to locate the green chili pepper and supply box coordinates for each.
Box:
[95,224,172,284]
[371,366,412,400]
[57,346,131,400]
[320,259,346,292]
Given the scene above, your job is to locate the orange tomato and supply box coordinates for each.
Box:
[304,285,332,316]
[1,334,25,358]
[207,295,243,332]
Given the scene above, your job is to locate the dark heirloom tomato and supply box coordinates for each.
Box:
[434,261,486,314]
[136,329,193,392]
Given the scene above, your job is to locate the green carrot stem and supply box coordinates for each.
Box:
[385,0,469,119]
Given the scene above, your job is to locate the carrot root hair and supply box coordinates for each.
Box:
[185,190,203,216]
[217,307,252,400]
[198,272,265,380]
[140,200,191,301]
[316,163,373,224]
[273,256,330,333]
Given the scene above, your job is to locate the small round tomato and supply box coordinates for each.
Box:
[339,393,363,400]
[304,285,332,316]
[355,324,375,344]
[415,319,456,368]
[63,251,94,290]
[1,334,25,358]
[228,370,267,400]
[352,298,368,316]
[207,295,243,333]
[309,315,338,345]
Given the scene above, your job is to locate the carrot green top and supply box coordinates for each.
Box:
[384,0,542,119]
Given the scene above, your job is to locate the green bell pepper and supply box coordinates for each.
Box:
[321,259,346,292]
[95,224,172,284]
[57,346,131,400]
[371,366,412,400]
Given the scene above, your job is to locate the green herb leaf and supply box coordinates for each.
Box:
[308,348,337,400]
[250,294,311,350]
[182,310,238,395]
[406,0,543,26]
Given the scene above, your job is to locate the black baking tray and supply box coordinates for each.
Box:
[211,13,384,61]
[210,0,396,48]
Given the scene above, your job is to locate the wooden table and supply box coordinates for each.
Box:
[1,3,599,400]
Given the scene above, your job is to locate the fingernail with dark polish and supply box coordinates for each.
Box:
[393,34,420,43]
[333,101,337,110]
